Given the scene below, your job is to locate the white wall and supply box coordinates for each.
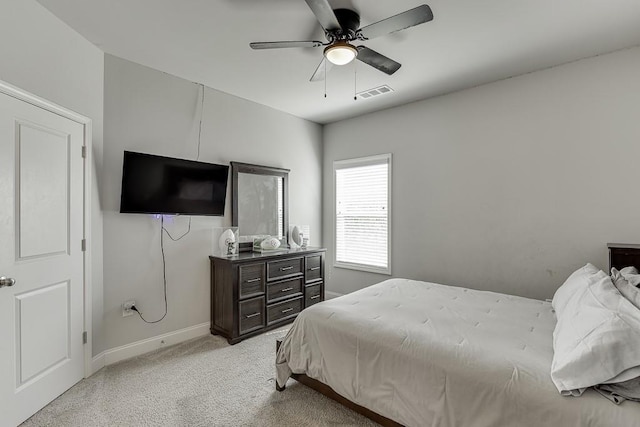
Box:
[103,55,322,350]
[323,47,640,300]
[0,0,105,356]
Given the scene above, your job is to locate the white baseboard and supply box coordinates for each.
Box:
[90,352,106,375]
[99,322,210,367]
[325,290,344,299]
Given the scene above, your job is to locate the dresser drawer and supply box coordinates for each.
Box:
[305,283,323,307]
[267,257,303,281]
[305,254,322,283]
[239,296,264,335]
[267,296,303,325]
[267,277,303,303]
[239,263,264,299]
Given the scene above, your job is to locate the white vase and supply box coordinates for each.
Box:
[291,226,302,247]
[218,229,236,254]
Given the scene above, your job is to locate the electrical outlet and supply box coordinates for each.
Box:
[122,300,136,317]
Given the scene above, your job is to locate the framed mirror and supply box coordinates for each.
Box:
[231,162,289,252]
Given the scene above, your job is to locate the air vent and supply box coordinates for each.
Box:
[356,85,394,100]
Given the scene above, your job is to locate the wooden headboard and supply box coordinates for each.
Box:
[608,243,640,272]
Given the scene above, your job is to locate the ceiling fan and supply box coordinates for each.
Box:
[250,0,434,82]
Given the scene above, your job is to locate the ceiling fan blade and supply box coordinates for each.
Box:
[250,41,324,49]
[310,57,333,82]
[304,0,342,31]
[356,46,401,75]
[358,4,433,40]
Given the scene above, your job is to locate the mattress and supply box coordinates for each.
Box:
[276,278,640,427]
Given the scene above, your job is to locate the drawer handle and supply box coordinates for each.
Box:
[281,308,293,314]
[246,278,260,283]
[280,266,294,271]
[308,267,320,271]
[280,287,293,292]
[245,312,260,319]
[310,295,320,300]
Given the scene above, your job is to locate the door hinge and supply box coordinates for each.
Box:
[81,146,87,158]
[83,331,88,344]
[81,239,87,252]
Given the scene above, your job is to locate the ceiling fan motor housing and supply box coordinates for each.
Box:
[330,9,361,40]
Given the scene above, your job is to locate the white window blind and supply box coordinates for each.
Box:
[277,177,284,238]
[334,154,391,274]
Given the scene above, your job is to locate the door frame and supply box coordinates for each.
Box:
[0,79,94,378]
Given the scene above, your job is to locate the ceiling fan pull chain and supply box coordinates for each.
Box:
[353,61,357,101]
[324,59,327,98]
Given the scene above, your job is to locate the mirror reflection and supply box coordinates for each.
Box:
[231,162,289,249]
[237,173,284,238]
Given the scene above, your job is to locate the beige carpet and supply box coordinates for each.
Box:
[21,328,377,426]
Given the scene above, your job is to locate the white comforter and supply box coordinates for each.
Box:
[276,279,640,427]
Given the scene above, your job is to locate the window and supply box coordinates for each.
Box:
[334,154,391,274]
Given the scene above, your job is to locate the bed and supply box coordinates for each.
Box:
[275,248,640,426]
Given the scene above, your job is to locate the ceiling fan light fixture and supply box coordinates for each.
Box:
[324,41,358,65]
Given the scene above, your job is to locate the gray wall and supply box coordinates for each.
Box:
[323,47,640,300]
[103,55,322,350]
[0,0,105,356]
[7,0,639,353]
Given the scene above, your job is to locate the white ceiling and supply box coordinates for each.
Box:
[37,0,640,124]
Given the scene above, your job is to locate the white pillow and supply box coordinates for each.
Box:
[611,267,628,291]
[621,266,640,287]
[611,267,627,284]
[612,268,640,310]
[551,274,640,394]
[604,269,640,385]
[621,266,639,275]
[601,271,640,385]
[552,263,603,316]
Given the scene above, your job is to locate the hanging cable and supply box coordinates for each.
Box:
[158,84,203,243]
[162,215,192,241]
[135,84,204,323]
[196,84,204,161]
[132,216,171,323]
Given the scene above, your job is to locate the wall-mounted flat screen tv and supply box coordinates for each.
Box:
[120,151,229,216]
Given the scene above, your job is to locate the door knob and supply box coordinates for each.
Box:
[0,277,16,288]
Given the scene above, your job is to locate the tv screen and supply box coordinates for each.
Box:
[120,151,229,216]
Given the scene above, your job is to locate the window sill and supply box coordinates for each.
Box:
[334,262,391,275]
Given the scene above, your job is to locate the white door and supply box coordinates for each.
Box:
[0,91,85,426]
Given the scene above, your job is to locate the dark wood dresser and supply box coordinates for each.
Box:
[608,243,640,271]
[209,247,326,344]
